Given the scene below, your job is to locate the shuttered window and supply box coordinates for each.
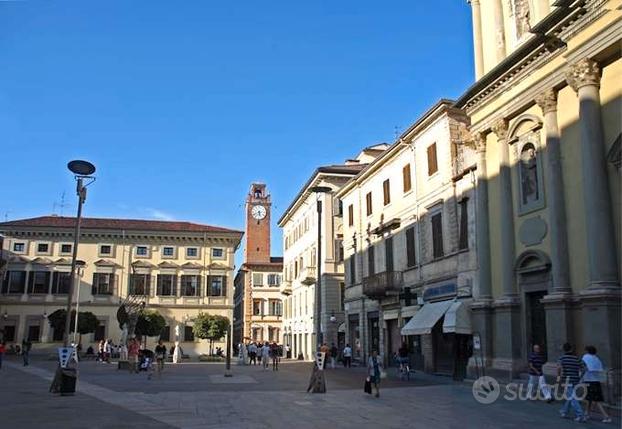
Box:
[405,227,416,268]
[432,212,444,258]
[349,256,356,285]
[459,199,469,250]
[385,236,394,272]
[427,143,438,176]
[367,245,375,276]
[383,179,391,205]
[403,164,412,193]
[348,204,354,226]
[366,192,373,216]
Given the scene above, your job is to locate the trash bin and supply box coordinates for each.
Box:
[59,368,77,396]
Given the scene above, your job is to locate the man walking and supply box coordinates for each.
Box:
[527,344,552,402]
[261,342,270,370]
[343,343,352,368]
[248,342,257,365]
[270,342,279,371]
[22,338,32,366]
[557,342,585,422]
[330,343,338,369]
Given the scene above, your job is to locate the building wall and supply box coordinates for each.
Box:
[0,228,240,357]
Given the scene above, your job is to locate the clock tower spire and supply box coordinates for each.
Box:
[244,183,271,264]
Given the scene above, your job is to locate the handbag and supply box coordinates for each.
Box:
[364,377,372,394]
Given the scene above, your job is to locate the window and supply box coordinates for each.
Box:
[459,199,469,250]
[99,245,112,256]
[93,325,106,342]
[92,273,116,295]
[207,276,225,296]
[366,192,373,216]
[160,326,170,342]
[253,299,262,316]
[267,274,281,287]
[385,236,394,272]
[136,246,149,257]
[181,275,200,296]
[27,325,41,342]
[432,212,444,258]
[60,244,72,254]
[383,179,391,205]
[2,271,27,294]
[427,143,438,176]
[184,326,194,342]
[252,273,263,287]
[52,272,71,294]
[29,271,50,294]
[349,256,356,285]
[340,282,345,311]
[157,274,177,296]
[367,245,375,276]
[162,246,175,257]
[186,247,198,258]
[403,164,412,193]
[2,325,16,342]
[129,274,151,295]
[269,299,282,316]
[348,204,354,226]
[405,227,416,268]
[212,248,224,258]
[13,242,25,253]
[36,243,49,254]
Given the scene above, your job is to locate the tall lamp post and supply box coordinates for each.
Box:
[71,261,86,346]
[63,160,96,347]
[309,186,332,353]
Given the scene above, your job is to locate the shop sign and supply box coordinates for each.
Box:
[422,283,457,302]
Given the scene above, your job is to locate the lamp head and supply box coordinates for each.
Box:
[67,160,96,176]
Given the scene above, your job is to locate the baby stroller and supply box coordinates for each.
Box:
[139,349,155,377]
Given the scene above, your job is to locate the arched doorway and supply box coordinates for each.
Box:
[515,250,551,360]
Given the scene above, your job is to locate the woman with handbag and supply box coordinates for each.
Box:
[367,350,384,398]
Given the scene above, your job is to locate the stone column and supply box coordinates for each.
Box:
[469,0,485,79]
[491,118,521,380]
[492,0,507,64]
[566,58,621,370]
[469,132,494,376]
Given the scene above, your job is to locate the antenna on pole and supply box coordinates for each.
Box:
[60,191,66,216]
[394,125,400,140]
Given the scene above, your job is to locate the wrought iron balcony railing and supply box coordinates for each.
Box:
[362,271,403,299]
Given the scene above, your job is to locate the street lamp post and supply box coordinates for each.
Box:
[63,160,96,348]
[309,186,332,353]
[71,261,86,346]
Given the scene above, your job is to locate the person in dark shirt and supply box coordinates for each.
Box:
[527,344,552,401]
[557,343,585,421]
[154,340,167,377]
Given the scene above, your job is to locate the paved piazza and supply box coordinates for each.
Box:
[1,357,618,428]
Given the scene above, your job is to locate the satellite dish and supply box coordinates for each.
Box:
[67,160,96,176]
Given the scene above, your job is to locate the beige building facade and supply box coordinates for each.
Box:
[279,146,387,360]
[461,0,621,379]
[338,101,479,373]
[0,216,242,357]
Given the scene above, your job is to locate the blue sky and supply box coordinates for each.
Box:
[0,1,475,259]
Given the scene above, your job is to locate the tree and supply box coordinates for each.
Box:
[193,313,230,355]
[47,309,100,343]
[135,310,166,347]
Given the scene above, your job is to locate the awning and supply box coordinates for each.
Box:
[400,300,454,336]
[443,301,472,334]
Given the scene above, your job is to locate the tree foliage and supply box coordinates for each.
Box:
[135,310,166,338]
[47,309,100,335]
[192,313,230,353]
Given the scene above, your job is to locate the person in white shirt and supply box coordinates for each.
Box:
[261,342,270,370]
[104,339,112,363]
[248,342,258,365]
[343,344,352,368]
[582,346,611,423]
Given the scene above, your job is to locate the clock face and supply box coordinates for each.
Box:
[251,205,267,220]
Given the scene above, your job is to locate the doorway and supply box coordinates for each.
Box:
[526,290,547,357]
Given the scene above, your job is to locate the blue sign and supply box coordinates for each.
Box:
[423,283,457,302]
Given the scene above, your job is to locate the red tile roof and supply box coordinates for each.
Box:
[0,216,242,234]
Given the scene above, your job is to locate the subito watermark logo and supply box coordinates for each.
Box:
[472,376,501,404]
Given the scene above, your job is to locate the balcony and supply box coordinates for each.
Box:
[300,266,316,286]
[281,280,292,296]
[362,271,403,299]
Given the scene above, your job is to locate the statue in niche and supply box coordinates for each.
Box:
[520,143,539,205]
[514,0,531,39]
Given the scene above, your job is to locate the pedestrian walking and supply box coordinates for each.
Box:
[367,350,384,398]
[155,340,167,377]
[270,342,279,371]
[330,343,338,369]
[261,342,270,370]
[248,342,257,365]
[343,343,352,368]
[320,343,329,365]
[557,342,585,422]
[97,340,105,362]
[581,346,612,423]
[527,344,552,402]
[21,338,32,366]
[104,339,112,363]
[128,338,140,374]
[0,341,5,369]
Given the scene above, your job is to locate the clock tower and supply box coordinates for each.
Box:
[244,183,271,264]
